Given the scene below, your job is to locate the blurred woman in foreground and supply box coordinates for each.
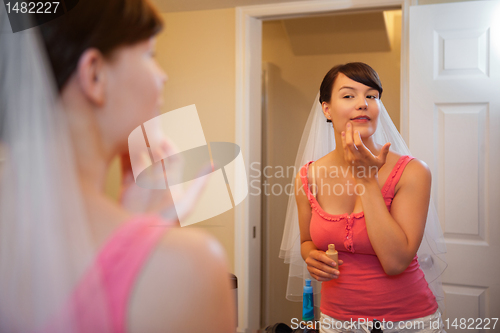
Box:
[0,1,235,332]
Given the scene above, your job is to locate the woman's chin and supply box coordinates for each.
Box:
[357,128,376,139]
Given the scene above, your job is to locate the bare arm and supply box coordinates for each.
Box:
[295,172,341,281]
[357,159,431,275]
[341,124,431,275]
[129,228,236,333]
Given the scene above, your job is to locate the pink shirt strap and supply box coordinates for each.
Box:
[41,215,174,333]
[382,155,415,198]
[97,215,174,333]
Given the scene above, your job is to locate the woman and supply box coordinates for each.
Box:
[283,63,446,332]
[0,1,235,332]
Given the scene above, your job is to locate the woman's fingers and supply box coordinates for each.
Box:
[353,130,367,160]
[307,264,339,281]
[341,131,350,161]
[305,250,342,281]
[307,252,340,274]
[344,123,370,164]
[353,130,372,157]
[341,123,392,181]
[318,252,341,270]
[309,272,333,282]
[342,132,356,163]
[352,128,361,145]
[345,123,390,166]
[377,142,391,164]
[344,123,357,153]
[305,256,332,275]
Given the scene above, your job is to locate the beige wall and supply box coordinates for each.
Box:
[155,8,236,273]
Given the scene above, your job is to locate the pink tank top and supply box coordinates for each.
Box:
[301,155,437,322]
[42,215,174,333]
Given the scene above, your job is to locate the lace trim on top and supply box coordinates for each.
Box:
[299,156,410,253]
[381,155,410,197]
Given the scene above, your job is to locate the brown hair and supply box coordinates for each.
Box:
[319,62,383,106]
[38,0,163,91]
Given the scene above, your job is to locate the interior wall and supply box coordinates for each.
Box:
[104,8,237,274]
[155,8,236,273]
[261,10,402,327]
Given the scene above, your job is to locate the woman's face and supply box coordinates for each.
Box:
[102,37,167,153]
[322,72,380,139]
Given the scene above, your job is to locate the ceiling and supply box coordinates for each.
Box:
[282,11,392,55]
[151,0,315,12]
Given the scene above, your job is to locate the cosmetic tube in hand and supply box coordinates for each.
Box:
[326,244,339,271]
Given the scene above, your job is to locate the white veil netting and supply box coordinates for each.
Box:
[0,7,111,332]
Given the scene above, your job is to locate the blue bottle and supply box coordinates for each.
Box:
[302,279,314,322]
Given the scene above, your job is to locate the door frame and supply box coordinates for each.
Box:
[234,0,415,331]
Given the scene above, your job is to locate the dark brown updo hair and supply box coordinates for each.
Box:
[38,0,163,91]
[319,62,383,122]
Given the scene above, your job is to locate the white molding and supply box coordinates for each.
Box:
[235,7,262,333]
[235,1,411,331]
[401,0,412,144]
[238,0,405,18]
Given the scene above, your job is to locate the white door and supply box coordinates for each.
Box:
[409,1,500,332]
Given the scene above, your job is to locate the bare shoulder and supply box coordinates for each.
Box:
[294,170,309,208]
[310,153,331,169]
[294,164,313,204]
[384,150,403,167]
[397,156,432,190]
[128,227,234,333]
[294,161,309,194]
[305,154,331,184]
[157,226,227,258]
[405,157,431,179]
[383,151,428,175]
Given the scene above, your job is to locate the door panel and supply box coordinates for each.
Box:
[409,1,500,331]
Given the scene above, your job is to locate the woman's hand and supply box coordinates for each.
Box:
[341,121,391,181]
[305,249,343,282]
[119,135,214,224]
[119,135,180,219]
